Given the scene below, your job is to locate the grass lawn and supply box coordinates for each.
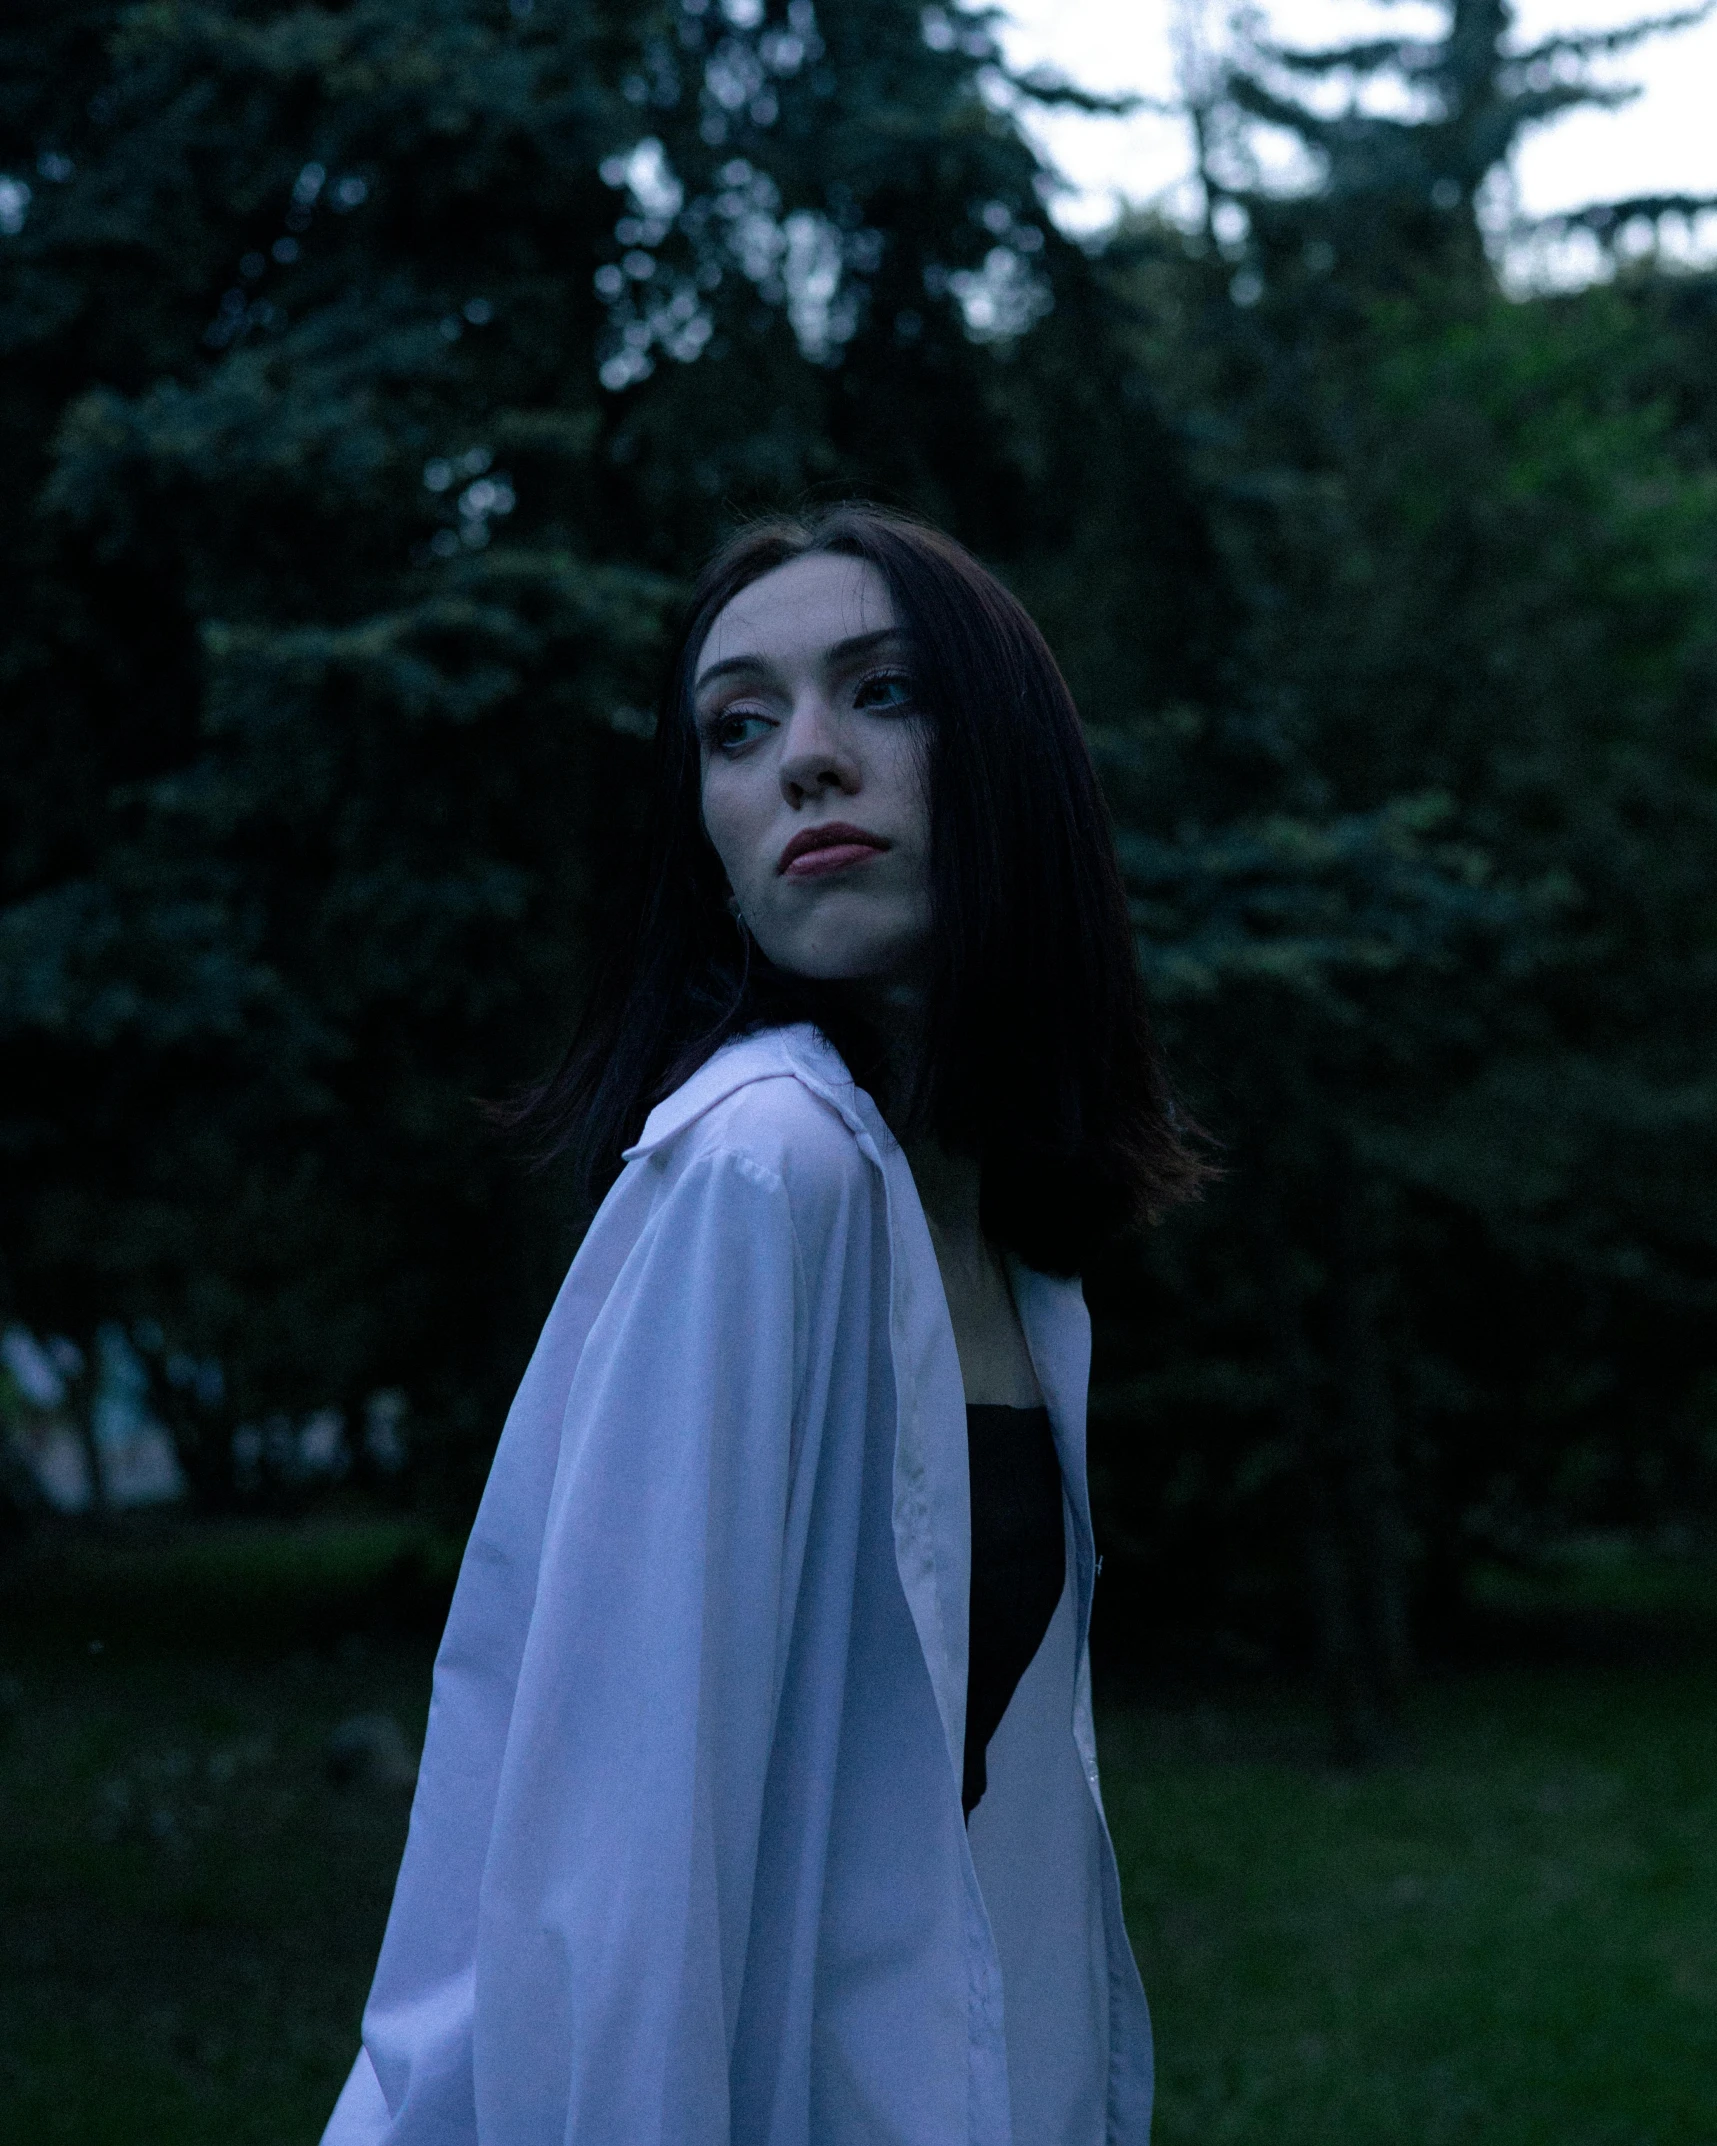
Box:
[1105,1674,1717,2145]
[2,1518,1712,2144]
[0,1520,445,2146]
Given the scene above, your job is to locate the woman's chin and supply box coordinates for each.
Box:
[765,939,930,988]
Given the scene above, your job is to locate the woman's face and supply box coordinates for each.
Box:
[695,552,933,983]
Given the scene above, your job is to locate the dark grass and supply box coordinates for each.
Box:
[0,1520,448,2146]
[1106,1674,1717,2145]
[1,1518,1712,2144]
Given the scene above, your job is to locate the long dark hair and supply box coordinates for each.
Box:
[510,503,1206,1273]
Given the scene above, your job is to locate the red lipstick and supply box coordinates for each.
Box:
[777,822,891,880]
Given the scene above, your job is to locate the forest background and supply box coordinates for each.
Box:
[2,0,1715,1760]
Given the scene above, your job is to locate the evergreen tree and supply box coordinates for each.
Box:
[1068,0,1717,1749]
[0,0,1209,1484]
[1,0,1711,1730]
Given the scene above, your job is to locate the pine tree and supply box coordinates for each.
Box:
[0,0,1210,1481]
[1073,0,1717,1751]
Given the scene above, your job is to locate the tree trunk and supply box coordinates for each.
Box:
[1330,1143,1410,1731]
[1262,1217,1372,1762]
[1263,1145,1410,1764]
[71,1356,107,1518]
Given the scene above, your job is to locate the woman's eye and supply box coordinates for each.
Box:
[709,708,773,752]
[853,670,915,714]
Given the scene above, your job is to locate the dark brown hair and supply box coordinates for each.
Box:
[511,503,1205,1273]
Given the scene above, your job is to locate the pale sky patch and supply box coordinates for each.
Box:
[997,0,1717,278]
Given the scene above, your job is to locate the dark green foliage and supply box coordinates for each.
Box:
[1069,5,1717,1742]
[0,0,1105,1452]
[1,0,1713,1696]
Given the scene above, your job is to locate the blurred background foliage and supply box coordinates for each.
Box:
[3,0,1715,1754]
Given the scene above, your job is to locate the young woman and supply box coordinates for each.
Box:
[323,505,1203,2146]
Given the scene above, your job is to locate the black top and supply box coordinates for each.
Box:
[962,1403,1066,1818]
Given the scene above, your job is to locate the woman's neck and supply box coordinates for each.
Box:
[846,974,930,1128]
[902,1136,982,1264]
[845,976,1039,1406]
[906,1136,1040,1407]
[848,975,984,1297]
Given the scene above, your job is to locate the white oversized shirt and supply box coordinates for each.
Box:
[322,1024,1153,2145]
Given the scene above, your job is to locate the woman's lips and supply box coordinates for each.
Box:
[778,824,890,879]
[784,842,885,880]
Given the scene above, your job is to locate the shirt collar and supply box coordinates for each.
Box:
[623,1023,863,1161]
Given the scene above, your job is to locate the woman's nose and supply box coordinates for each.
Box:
[778,695,860,804]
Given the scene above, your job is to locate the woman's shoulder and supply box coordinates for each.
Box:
[628,1026,879,1220]
[691,1070,864,1177]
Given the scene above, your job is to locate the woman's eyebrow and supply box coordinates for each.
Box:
[693,626,906,696]
[825,626,910,673]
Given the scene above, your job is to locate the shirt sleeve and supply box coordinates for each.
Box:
[328,1135,872,2146]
